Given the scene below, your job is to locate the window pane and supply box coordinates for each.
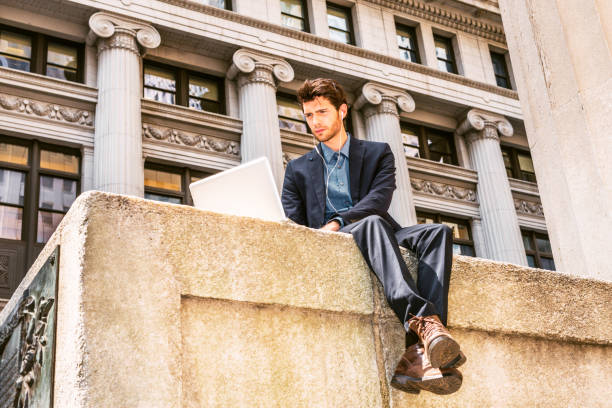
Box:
[40,150,79,173]
[144,168,182,192]
[453,244,475,257]
[397,27,417,50]
[145,88,176,104]
[495,76,510,89]
[189,76,219,101]
[189,98,221,114]
[517,153,535,173]
[327,7,349,31]
[0,169,25,205]
[0,142,28,165]
[37,211,64,243]
[144,192,182,204]
[46,65,78,82]
[144,66,176,91]
[0,55,30,71]
[277,98,304,121]
[279,118,308,133]
[540,257,555,271]
[522,233,533,251]
[0,30,32,58]
[329,28,351,44]
[491,52,508,78]
[434,39,451,60]
[47,42,78,69]
[39,176,77,211]
[197,0,226,7]
[403,145,420,158]
[0,205,22,240]
[536,236,552,253]
[281,14,305,31]
[526,255,536,268]
[402,133,419,147]
[417,215,435,224]
[399,50,418,63]
[280,0,304,17]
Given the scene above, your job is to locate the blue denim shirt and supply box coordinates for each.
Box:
[320,135,353,227]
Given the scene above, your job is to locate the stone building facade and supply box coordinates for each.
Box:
[0,0,554,305]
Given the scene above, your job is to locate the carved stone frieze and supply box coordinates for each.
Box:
[0,255,8,288]
[0,93,94,127]
[227,48,294,89]
[142,123,240,156]
[411,178,477,202]
[354,82,415,116]
[514,198,544,217]
[455,108,513,144]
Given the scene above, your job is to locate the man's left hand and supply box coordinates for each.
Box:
[320,220,341,232]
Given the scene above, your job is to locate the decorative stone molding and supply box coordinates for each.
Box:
[353,82,415,117]
[411,178,477,202]
[514,198,544,217]
[143,123,240,156]
[157,1,517,99]
[282,151,302,168]
[0,93,94,127]
[455,108,513,144]
[88,12,161,54]
[227,49,294,89]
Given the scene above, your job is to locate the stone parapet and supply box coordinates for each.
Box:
[1,191,610,407]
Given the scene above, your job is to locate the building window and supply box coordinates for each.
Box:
[277,94,309,133]
[417,212,475,256]
[280,0,309,32]
[396,23,420,64]
[327,3,354,45]
[143,62,224,114]
[522,230,555,270]
[144,163,213,206]
[198,0,232,9]
[434,35,457,74]
[490,51,511,89]
[501,146,536,183]
[0,25,83,82]
[401,122,458,165]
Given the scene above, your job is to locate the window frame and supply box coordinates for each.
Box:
[400,122,458,165]
[501,145,536,183]
[490,50,512,89]
[142,60,226,115]
[144,162,213,206]
[280,0,310,32]
[433,34,458,74]
[416,211,475,256]
[0,24,84,83]
[521,229,555,270]
[395,22,420,64]
[326,2,355,45]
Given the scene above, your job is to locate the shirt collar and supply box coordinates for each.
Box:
[320,134,350,163]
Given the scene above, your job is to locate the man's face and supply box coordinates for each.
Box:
[302,96,346,144]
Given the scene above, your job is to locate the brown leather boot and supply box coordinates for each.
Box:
[391,343,462,395]
[408,315,463,369]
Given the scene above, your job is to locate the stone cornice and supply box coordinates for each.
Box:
[406,156,478,184]
[0,67,98,104]
[508,178,540,196]
[157,0,517,100]
[366,0,505,43]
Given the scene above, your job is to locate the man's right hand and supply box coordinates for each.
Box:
[320,220,341,232]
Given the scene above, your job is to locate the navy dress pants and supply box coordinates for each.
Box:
[340,215,453,336]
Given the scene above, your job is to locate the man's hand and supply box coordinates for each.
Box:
[320,220,341,232]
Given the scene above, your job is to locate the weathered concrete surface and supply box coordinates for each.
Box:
[1,191,610,408]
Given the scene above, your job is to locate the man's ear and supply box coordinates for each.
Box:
[339,103,348,120]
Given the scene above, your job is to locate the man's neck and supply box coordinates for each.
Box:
[322,129,348,152]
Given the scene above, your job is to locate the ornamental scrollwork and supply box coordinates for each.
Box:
[514,198,544,217]
[411,178,477,202]
[0,93,94,127]
[142,124,240,156]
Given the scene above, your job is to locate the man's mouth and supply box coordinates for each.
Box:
[314,128,326,134]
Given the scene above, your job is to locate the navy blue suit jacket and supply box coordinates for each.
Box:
[281,138,402,231]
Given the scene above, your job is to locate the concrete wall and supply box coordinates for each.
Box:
[1,192,609,407]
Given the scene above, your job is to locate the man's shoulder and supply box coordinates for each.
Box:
[357,139,391,157]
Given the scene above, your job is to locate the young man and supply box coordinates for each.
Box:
[281,78,466,395]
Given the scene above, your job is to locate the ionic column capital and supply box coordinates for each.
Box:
[227,49,294,89]
[353,82,415,117]
[87,12,161,55]
[455,109,513,145]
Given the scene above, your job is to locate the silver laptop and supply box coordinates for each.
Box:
[189,157,286,222]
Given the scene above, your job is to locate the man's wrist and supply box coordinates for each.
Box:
[330,216,344,228]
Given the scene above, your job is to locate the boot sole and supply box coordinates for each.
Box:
[441,350,466,369]
[391,372,462,395]
[428,335,460,369]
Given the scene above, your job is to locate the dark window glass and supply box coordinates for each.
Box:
[280,0,308,32]
[144,65,177,105]
[434,35,457,74]
[198,0,231,9]
[277,94,308,133]
[327,3,354,45]
[189,75,221,113]
[396,24,420,64]
[0,30,32,72]
[417,212,475,257]
[490,51,512,89]
[46,42,78,82]
[144,163,214,206]
[401,122,458,165]
[502,146,537,182]
[522,230,555,270]
[0,169,25,206]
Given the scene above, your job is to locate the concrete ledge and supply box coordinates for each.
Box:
[1,191,610,407]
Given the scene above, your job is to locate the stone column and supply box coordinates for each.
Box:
[498,0,611,280]
[88,12,160,196]
[353,82,417,227]
[456,109,526,265]
[227,49,294,190]
[470,217,486,259]
[81,146,94,192]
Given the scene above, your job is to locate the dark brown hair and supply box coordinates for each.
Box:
[297,78,348,110]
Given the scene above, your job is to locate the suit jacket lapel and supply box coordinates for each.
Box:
[349,139,364,203]
[308,148,326,225]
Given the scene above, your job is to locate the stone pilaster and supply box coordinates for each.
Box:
[456,109,526,265]
[353,82,417,227]
[88,12,160,196]
[81,146,94,192]
[470,217,486,258]
[227,49,294,190]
